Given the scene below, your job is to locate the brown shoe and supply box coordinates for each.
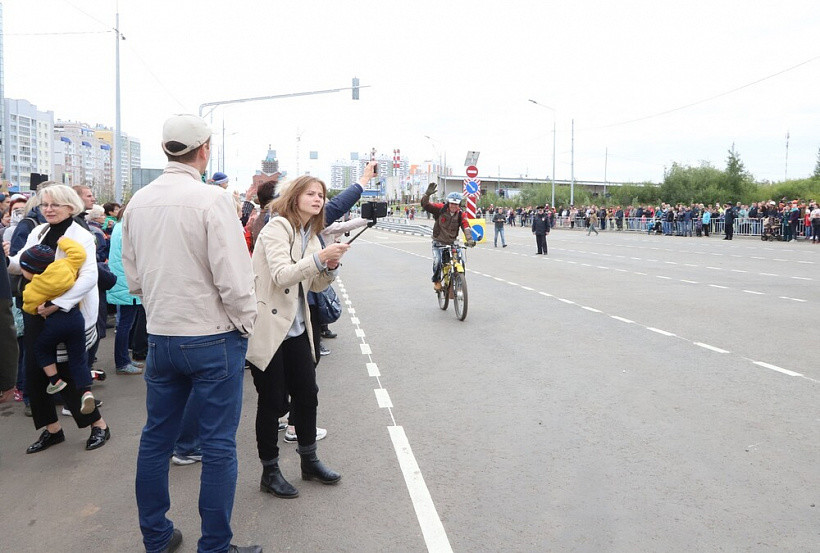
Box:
[433,281,442,291]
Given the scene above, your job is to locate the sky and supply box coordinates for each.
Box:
[4,0,820,191]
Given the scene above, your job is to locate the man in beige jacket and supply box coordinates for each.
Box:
[122,114,261,553]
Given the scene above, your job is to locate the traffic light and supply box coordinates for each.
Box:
[352,77,360,100]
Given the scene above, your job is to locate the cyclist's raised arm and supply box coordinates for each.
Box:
[421,183,443,215]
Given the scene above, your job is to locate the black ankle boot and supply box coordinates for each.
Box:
[300,452,341,484]
[260,463,299,498]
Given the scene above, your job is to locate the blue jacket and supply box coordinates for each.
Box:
[106,222,140,306]
[325,182,364,223]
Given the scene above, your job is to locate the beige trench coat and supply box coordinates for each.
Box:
[246,216,335,370]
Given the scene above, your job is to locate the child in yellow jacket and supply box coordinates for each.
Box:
[19,237,96,414]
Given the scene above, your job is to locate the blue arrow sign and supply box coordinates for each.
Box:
[466,180,479,194]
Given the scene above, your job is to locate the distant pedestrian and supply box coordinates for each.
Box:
[587,210,599,235]
[532,206,550,254]
[723,204,735,240]
[492,207,507,247]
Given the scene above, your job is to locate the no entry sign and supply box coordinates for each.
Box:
[466,165,478,179]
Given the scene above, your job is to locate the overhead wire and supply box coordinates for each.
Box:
[585,55,820,131]
[58,0,188,110]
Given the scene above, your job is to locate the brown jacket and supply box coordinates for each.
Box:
[421,194,471,244]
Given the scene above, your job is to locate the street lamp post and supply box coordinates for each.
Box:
[528,100,556,207]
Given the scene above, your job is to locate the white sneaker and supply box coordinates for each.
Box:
[171,453,203,465]
[61,407,71,416]
[284,426,327,443]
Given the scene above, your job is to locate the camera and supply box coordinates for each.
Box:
[361,201,387,220]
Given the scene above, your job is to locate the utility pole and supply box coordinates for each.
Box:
[570,118,575,206]
[114,2,123,202]
[604,147,608,198]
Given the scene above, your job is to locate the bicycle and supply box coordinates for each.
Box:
[436,242,469,321]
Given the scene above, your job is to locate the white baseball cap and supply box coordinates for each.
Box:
[162,114,212,156]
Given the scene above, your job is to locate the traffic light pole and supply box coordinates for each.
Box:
[198,82,369,118]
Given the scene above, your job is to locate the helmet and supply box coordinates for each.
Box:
[446,192,463,205]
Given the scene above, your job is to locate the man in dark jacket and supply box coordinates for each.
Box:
[723,204,735,240]
[532,206,550,254]
[492,208,507,247]
[421,183,475,291]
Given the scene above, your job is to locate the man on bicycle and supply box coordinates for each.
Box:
[421,183,475,291]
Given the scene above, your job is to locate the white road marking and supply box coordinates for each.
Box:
[507,281,519,286]
[792,276,812,281]
[366,362,380,377]
[350,317,360,324]
[760,273,779,277]
[647,327,676,337]
[680,279,699,284]
[539,291,553,297]
[779,296,807,303]
[706,266,722,270]
[355,329,366,337]
[731,269,747,273]
[581,306,602,313]
[743,290,764,295]
[389,426,454,553]
[665,261,678,265]
[694,342,730,354]
[360,344,372,355]
[610,316,634,324]
[752,361,802,377]
[557,298,575,304]
[634,271,647,275]
[709,284,728,289]
[521,286,534,291]
[657,275,672,280]
[375,388,393,408]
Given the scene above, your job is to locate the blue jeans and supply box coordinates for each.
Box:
[494,226,506,246]
[431,241,446,282]
[114,304,138,369]
[173,393,202,457]
[136,331,247,553]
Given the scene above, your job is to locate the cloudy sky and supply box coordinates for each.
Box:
[4,0,819,190]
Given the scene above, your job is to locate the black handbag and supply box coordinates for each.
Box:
[313,285,342,325]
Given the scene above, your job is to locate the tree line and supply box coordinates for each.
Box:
[480,147,820,209]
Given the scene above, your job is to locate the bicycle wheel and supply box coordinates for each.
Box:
[437,278,449,310]
[452,272,468,321]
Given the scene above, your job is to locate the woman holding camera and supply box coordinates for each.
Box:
[246,175,350,498]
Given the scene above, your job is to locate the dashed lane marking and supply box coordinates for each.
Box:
[694,342,730,354]
[341,276,454,553]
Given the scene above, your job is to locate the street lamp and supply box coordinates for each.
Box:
[528,99,556,207]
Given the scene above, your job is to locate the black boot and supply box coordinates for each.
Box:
[300,452,341,484]
[260,463,299,498]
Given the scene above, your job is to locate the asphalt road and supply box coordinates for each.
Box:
[1,225,817,552]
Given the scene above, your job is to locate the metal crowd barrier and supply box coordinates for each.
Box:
[550,216,808,238]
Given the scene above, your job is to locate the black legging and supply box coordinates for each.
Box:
[251,331,318,462]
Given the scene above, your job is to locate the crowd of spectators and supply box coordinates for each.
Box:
[477,199,820,241]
